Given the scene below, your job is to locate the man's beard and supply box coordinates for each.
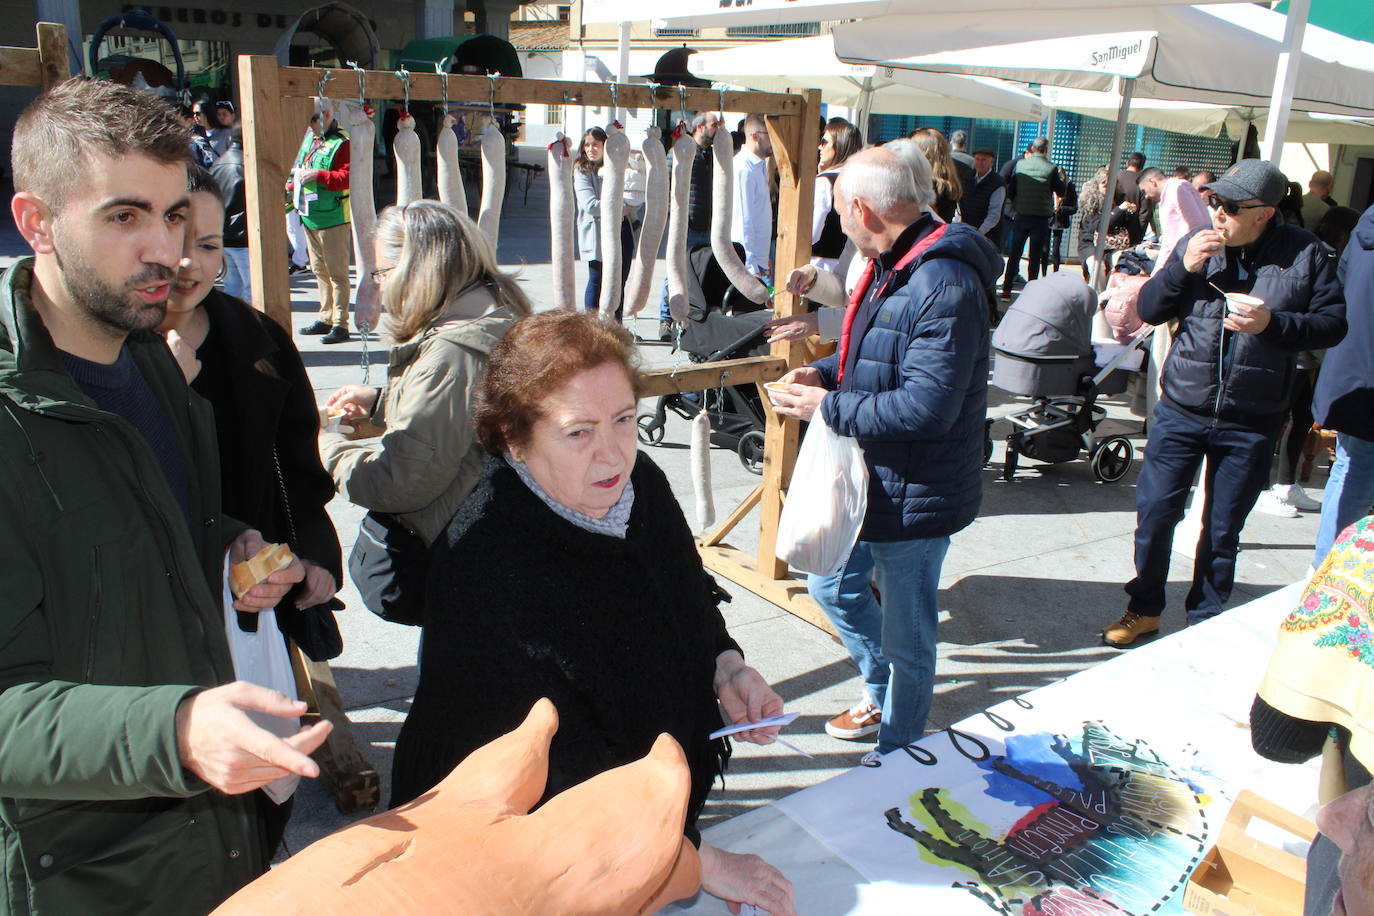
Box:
[53,242,172,335]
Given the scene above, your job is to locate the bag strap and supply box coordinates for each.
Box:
[271,446,299,548]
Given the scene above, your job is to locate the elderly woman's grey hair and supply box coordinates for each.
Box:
[835,143,931,216]
[374,200,532,344]
[879,138,936,212]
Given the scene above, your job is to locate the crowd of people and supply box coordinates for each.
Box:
[0,74,1371,916]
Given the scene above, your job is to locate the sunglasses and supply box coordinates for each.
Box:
[1207,197,1269,217]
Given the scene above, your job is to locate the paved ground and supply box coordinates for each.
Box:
[0,178,1328,859]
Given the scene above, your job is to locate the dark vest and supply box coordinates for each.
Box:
[960,170,1004,229]
[814,172,847,258]
[1012,155,1057,219]
[687,141,713,235]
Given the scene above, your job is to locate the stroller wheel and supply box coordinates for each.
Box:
[636,414,665,446]
[1091,436,1134,483]
[737,430,766,475]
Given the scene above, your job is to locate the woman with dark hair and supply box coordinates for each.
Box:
[574,126,636,317]
[158,164,343,853]
[812,117,863,274]
[390,311,795,916]
[910,127,963,224]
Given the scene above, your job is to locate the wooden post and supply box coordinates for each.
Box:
[35,23,69,90]
[240,56,295,329]
[756,89,821,578]
[289,644,381,814]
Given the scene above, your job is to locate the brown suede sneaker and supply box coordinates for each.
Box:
[1102,612,1161,648]
[825,700,882,740]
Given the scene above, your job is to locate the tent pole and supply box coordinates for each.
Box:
[858,76,873,141]
[1259,0,1309,163]
[1092,77,1134,292]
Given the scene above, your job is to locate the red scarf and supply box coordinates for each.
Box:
[837,223,948,385]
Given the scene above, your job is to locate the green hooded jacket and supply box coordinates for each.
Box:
[0,260,264,914]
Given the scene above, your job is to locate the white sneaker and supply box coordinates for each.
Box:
[825,699,883,740]
[859,749,884,767]
[1256,485,1300,518]
[1286,484,1321,511]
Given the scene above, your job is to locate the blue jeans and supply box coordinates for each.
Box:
[1001,214,1050,292]
[585,219,635,318]
[1126,403,1278,625]
[1313,432,1374,567]
[221,246,251,304]
[807,536,951,754]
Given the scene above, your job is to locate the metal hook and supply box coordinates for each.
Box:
[346,61,366,104]
[717,85,727,117]
[486,72,499,120]
[609,81,619,123]
[436,58,450,113]
[678,84,689,123]
[395,66,411,114]
[646,81,660,115]
[317,68,332,100]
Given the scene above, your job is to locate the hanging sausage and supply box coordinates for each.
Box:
[597,121,631,321]
[393,111,421,207]
[546,133,577,311]
[664,124,695,327]
[624,126,668,319]
[436,113,466,213]
[710,125,768,304]
[477,117,506,250]
[690,411,716,532]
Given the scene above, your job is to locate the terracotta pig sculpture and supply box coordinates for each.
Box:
[213,699,701,915]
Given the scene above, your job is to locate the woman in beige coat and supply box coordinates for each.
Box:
[322,200,532,545]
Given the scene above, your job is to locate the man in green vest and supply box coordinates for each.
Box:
[289,98,352,344]
[1000,136,1065,299]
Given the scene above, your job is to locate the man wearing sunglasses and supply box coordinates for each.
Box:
[1103,158,1347,648]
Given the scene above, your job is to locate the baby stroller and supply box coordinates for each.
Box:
[635,244,773,474]
[988,272,1152,483]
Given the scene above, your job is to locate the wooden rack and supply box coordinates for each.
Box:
[0,22,71,92]
[238,60,835,748]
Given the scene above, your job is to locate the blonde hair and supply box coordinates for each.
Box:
[910,127,963,204]
[374,201,532,343]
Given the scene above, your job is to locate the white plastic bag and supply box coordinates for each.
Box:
[775,413,868,576]
[222,561,301,804]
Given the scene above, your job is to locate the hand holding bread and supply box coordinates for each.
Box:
[228,531,304,613]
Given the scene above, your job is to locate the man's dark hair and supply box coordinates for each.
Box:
[1194,169,1216,184]
[13,78,190,213]
[1127,151,1146,169]
[1028,136,1050,154]
[1174,166,1191,179]
[1139,166,1166,184]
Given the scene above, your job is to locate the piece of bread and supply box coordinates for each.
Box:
[230,542,295,598]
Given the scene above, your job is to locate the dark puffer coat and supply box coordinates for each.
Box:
[813,218,1001,542]
[1312,203,1374,440]
[1139,221,1346,428]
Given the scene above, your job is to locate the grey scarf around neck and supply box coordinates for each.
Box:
[505,453,634,539]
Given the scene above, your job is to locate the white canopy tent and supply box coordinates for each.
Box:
[687,35,1045,135]
[830,2,1374,283]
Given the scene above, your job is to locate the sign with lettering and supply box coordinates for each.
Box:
[119,4,294,31]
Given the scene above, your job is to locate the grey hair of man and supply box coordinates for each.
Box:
[949,129,969,151]
[837,145,929,219]
[1028,136,1050,155]
[878,137,937,212]
[690,111,720,134]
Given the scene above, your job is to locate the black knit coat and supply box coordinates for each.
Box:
[389,453,738,842]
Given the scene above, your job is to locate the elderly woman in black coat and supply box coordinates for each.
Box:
[390,311,795,916]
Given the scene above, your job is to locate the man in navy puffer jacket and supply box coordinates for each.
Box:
[1103,159,1346,648]
[773,147,1000,759]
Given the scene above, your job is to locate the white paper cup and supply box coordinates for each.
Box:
[764,382,790,406]
[1224,292,1263,315]
[319,406,347,433]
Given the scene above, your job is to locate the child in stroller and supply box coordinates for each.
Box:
[989,271,1152,482]
[636,243,774,473]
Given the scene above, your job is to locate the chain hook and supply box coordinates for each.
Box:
[395,66,411,115]
[436,58,450,113]
[609,81,619,123]
[678,84,689,124]
[717,85,727,118]
[486,71,499,121]
[317,67,332,100]
[347,60,366,104]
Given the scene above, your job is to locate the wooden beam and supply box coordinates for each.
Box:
[241,56,296,330]
[755,89,822,580]
[700,544,836,640]
[35,23,69,90]
[275,65,804,116]
[639,355,786,398]
[289,645,381,814]
[0,48,41,88]
[699,484,762,548]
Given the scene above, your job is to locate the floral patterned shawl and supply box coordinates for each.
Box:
[1259,515,1374,767]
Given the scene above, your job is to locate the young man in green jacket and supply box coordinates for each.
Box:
[0,79,331,914]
